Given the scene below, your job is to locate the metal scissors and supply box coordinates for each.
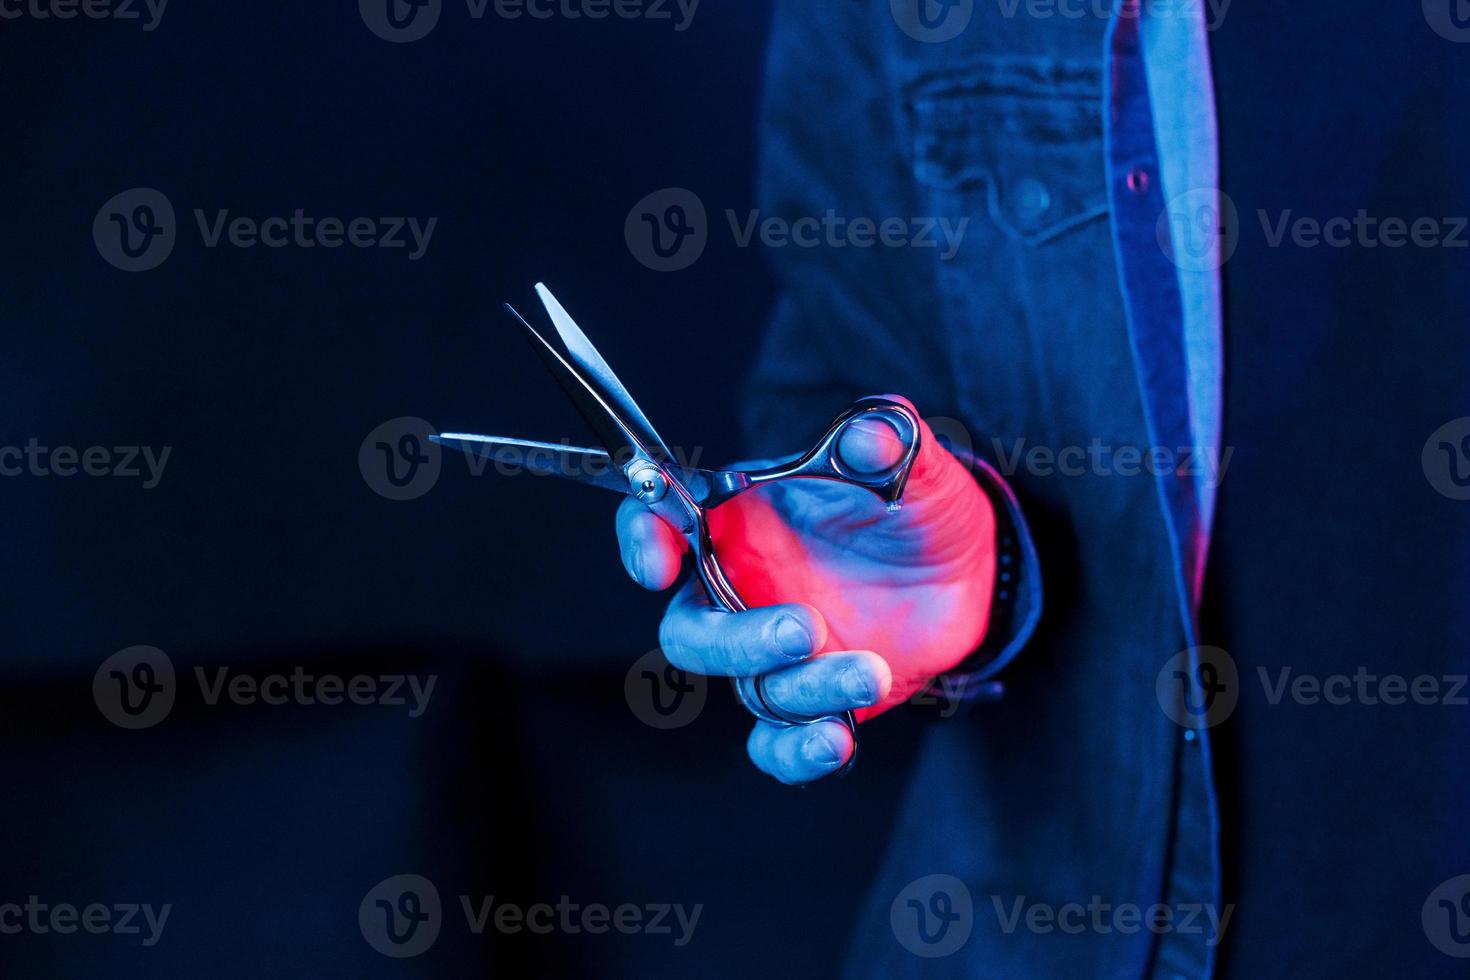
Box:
[432,283,921,766]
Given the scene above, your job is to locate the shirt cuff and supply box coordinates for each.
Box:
[937,445,1044,699]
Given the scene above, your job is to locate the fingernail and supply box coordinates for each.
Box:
[773,616,814,659]
[626,547,646,587]
[802,729,844,768]
[837,417,904,474]
[839,664,877,705]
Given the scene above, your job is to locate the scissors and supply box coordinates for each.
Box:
[432,283,922,768]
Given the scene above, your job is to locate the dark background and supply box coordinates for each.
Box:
[0,3,922,975]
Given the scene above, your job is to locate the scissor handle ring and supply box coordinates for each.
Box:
[725,398,923,510]
[820,399,923,498]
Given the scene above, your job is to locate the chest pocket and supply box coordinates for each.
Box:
[909,57,1109,246]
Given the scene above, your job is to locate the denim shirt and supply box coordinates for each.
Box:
[743,3,1220,976]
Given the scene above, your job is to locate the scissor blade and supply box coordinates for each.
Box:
[534,283,674,462]
[504,303,652,469]
[430,434,632,495]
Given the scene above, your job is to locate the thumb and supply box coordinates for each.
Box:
[838,394,975,505]
[836,415,909,473]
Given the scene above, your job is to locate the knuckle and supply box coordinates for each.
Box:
[715,620,761,673]
[789,666,825,710]
[657,614,692,670]
[747,726,786,780]
[772,730,805,777]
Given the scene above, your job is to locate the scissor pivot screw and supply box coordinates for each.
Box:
[629,463,667,503]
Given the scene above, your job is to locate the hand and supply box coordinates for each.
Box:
[616,396,995,784]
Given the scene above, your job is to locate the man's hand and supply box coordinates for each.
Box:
[615,397,995,784]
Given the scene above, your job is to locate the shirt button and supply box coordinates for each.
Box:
[1010,177,1052,227]
[1126,166,1150,195]
[1184,729,1197,742]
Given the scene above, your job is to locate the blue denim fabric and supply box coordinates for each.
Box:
[744,3,1202,976]
[745,3,1470,978]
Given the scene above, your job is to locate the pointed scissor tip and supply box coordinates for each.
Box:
[502,302,534,330]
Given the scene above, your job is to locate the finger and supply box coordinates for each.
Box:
[658,583,827,676]
[747,719,854,785]
[757,650,892,718]
[869,393,977,503]
[616,496,687,591]
[837,416,908,473]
